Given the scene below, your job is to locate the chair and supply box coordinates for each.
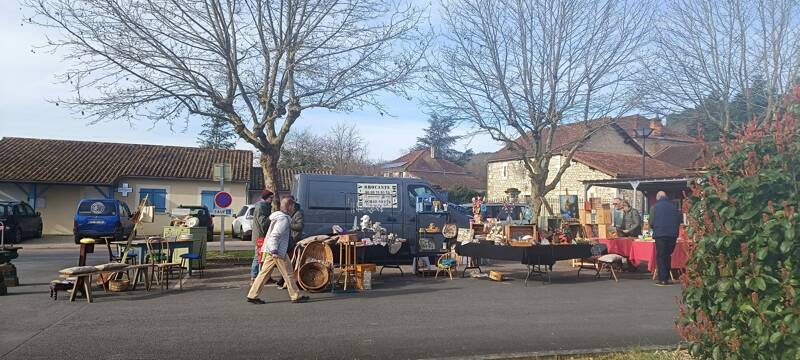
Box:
[597,254,625,282]
[577,243,608,278]
[435,251,458,280]
[145,236,184,290]
[180,253,203,277]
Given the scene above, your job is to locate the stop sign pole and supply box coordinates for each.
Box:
[219,165,226,254]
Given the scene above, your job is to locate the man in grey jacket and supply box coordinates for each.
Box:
[249,190,273,285]
[246,197,309,304]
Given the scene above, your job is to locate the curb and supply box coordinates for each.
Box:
[419,344,685,360]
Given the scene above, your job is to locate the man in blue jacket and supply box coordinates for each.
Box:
[648,191,682,286]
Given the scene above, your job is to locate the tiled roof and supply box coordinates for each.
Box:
[413,172,485,191]
[487,115,697,163]
[654,143,713,170]
[0,137,252,185]
[488,120,634,162]
[384,149,484,190]
[250,167,332,192]
[385,149,468,173]
[572,151,686,179]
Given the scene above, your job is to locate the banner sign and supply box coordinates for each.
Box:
[356,183,398,209]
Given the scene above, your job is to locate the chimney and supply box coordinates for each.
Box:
[430,146,436,159]
[649,118,662,136]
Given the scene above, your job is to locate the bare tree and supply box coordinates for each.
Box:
[24,0,430,200]
[639,0,800,136]
[279,122,376,174]
[426,0,652,217]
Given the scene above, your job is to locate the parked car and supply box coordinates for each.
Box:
[0,201,43,243]
[176,205,214,241]
[231,205,255,240]
[73,199,135,244]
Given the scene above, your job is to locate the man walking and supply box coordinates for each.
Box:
[277,196,304,289]
[250,190,273,286]
[247,197,309,304]
[649,191,682,286]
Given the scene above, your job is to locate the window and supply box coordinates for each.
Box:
[201,190,218,210]
[120,203,131,218]
[140,188,167,213]
[502,165,508,178]
[236,206,248,217]
[247,207,254,217]
[78,200,118,215]
[22,203,35,215]
[407,185,440,211]
[0,205,6,217]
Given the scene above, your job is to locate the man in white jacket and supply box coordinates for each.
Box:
[246,197,309,304]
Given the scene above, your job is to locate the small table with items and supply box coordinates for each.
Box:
[455,241,593,285]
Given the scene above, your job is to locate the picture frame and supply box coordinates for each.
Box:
[456,228,475,242]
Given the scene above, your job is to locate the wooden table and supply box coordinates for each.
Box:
[336,235,359,291]
[111,239,193,266]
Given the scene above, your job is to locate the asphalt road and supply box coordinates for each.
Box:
[1,248,682,360]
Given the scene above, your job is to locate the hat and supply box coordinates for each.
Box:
[261,189,274,199]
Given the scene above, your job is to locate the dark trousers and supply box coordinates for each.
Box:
[654,236,677,282]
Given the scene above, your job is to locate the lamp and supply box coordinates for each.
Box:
[634,127,653,177]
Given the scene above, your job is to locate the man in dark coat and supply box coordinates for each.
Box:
[649,191,682,286]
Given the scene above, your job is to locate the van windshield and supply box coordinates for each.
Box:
[78,200,117,216]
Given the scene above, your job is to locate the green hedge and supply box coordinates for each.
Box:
[679,105,800,359]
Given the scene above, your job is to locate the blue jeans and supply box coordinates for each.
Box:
[250,252,260,278]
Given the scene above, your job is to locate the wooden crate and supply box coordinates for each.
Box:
[505,224,535,242]
[597,224,611,239]
[589,197,602,209]
[471,223,487,235]
[596,204,612,225]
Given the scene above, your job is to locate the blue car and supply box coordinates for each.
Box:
[73,199,135,244]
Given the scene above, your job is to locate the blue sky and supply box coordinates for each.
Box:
[0,2,499,161]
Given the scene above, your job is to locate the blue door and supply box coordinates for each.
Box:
[201,191,218,210]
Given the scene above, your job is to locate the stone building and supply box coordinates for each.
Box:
[486,116,691,212]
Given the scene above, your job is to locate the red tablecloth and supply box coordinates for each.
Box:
[629,241,689,272]
[596,238,636,257]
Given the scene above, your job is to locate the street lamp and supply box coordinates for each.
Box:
[634,127,653,177]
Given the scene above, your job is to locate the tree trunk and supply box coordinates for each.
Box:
[529,177,547,220]
[259,148,281,209]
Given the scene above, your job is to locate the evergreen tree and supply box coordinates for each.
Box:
[412,114,473,165]
[197,118,236,149]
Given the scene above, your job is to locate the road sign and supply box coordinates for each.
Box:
[211,208,233,217]
[214,191,232,208]
[213,163,233,181]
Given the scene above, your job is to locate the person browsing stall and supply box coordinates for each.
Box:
[620,200,642,237]
[250,190,273,286]
[246,197,309,304]
[611,197,624,231]
[649,191,682,286]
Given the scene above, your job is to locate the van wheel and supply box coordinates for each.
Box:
[11,229,22,244]
[114,228,125,242]
[231,225,238,239]
[35,225,43,239]
[74,235,82,244]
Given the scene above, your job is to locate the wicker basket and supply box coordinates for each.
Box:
[301,242,333,264]
[108,279,130,292]
[297,262,329,292]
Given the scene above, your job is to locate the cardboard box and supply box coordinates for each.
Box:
[489,271,505,281]
[356,263,377,273]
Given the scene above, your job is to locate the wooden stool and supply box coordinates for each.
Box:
[59,266,99,303]
[128,264,153,291]
[78,238,96,266]
[49,280,73,300]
